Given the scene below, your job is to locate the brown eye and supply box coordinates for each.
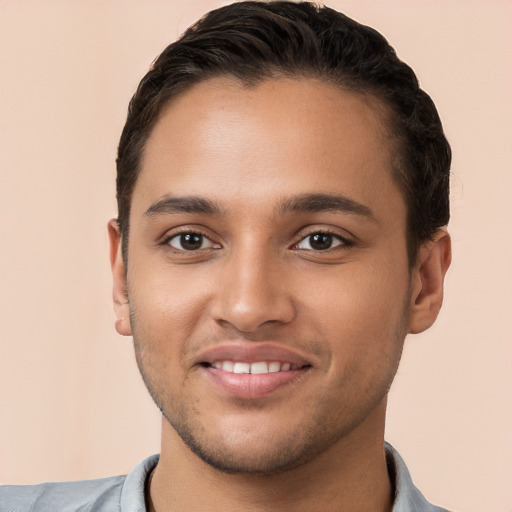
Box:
[169,233,211,251]
[296,233,343,251]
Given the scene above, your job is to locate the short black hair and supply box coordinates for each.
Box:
[116,1,450,263]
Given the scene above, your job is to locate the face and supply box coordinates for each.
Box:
[113,77,414,473]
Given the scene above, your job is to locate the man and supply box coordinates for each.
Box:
[1,2,452,510]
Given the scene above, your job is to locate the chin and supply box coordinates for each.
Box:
[170,418,315,474]
[161,403,364,476]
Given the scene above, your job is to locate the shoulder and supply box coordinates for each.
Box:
[0,454,159,512]
[0,475,125,512]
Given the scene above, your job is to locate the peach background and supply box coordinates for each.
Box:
[0,1,511,511]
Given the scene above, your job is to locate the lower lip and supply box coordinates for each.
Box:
[203,366,310,399]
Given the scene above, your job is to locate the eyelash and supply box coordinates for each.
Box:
[162,229,219,252]
[161,227,354,255]
[292,229,354,252]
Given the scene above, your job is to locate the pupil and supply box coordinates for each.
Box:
[310,233,332,250]
[181,233,202,250]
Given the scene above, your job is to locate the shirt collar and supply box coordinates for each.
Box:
[120,453,159,512]
[386,442,445,511]
[119,444,442,512]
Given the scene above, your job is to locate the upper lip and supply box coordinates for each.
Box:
[196,341,314,367]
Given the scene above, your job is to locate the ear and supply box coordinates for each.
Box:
[408,228,452,334]
[107,219,132,336]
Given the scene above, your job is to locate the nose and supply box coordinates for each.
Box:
[210,246,296,333]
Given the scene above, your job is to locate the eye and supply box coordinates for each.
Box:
[295,232,345,251]
[167,232,216,251]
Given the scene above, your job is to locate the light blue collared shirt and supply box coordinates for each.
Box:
[0,443,451,511]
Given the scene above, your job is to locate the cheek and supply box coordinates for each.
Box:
[300,258,410,351]
[127,263,213,345]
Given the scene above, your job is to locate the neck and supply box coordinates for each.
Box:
[148,407,393,512]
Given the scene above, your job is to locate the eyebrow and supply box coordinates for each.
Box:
[143,192,374,221]
[144,195,223,217]
[278,193,375,220]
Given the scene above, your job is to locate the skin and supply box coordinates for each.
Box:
[109,77,451,512]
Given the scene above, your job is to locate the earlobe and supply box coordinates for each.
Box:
[107,219,132,337]
[408,228,452,334]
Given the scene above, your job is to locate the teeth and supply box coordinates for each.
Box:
[212,361,298,374]
[250,361,268,374]
[268,362,281,373]
[222,361,234,372]
[233,362,250,374]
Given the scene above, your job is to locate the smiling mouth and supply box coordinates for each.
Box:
[200,359,312,399]
[203,361,310,374]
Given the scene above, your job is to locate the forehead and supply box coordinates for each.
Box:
[133,77,403,222]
